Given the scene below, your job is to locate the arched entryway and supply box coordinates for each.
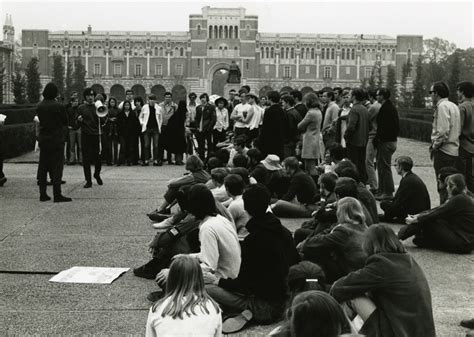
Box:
[151,84,166,103]
[91,84,105,95]
[259,86,273,98]
[171,85,187,104]
[301,86,314,97]
[212,69,229,96]
[110,84,125,102]
[131,84,146,99]
[280,86,293,95]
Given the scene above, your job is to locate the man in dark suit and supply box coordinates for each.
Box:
[195,93,216,160]
[380,156,431,223]
[257,91,285,160]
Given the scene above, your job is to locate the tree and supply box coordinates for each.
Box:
[399,60,413,107]
[386,65,397,102]
[71,59,86,100]
[412,57,426,108]
[65,60,73,100]
[25,57,41,103]
[422,37,457,91]
[376,62,383,88]
[447,50,461,104]
[11,66,26,104]
[51,54,65,99]
[0,63,4,104]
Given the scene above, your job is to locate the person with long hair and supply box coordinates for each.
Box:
[146,255,222,337]
[331,224,436,337]
[399,173,474,254]
[166,100,187,165]
[298,92,322,176]
[117,100,140,166]
[106,97,120,165]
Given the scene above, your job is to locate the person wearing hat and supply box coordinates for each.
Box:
[36,82,71,202]
[249,154,287,198]
[213,97,229,150]
[77,87,103,188]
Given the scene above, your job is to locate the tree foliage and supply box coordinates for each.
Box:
[51,54,65,99]
[11,65,26,104]
[447,51,461,104]
[412,57,425,108]
[386,65,397,102]
[25,57,41,103]
[71,59,86,100]
[65,60,73,101]
[399,60,413,107]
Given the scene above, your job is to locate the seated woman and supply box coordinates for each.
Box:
[399,173,474,254]
[146,255,222,337]
[147,155,211,221]
[302,197,368,284]
[331,224,436,337]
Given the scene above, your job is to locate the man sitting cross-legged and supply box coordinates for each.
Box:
[206,184,300,334]
[225,174,250,238]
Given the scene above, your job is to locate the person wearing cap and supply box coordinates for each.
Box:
[213,97,229,150]
[77,87,103,188]
[36,82,71,202]
[250,154,287,198]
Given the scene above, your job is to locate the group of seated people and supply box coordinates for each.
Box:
[136,143,473,336]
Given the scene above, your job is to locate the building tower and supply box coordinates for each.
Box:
[3,14,14,45]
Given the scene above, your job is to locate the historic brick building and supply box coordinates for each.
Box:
[21,6,423,102]
[1,14,14,104]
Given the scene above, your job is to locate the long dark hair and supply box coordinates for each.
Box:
[187,184,217,220]
[363,224,406,256]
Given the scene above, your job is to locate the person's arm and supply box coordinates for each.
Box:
[156,105,163,132]
[139,106,146,126]
[209,105,217,130]
[241,105,254,124]
[218,236,255,291]
[145,308,158,337]
[298,111,313,131]
[192,223,219,271]
[281,175,299,201]
[168,174,195,188]
[302,225,346,259]
[416,195,463,223]
[431,103,451,149]
[344,107,359,140]
[230,105,241,121]
[223,108,229,130]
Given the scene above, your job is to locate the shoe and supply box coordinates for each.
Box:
[61,180,66,185]
[168,161,175,165]
[127,162,131,166]
[147,209,160,217]
[84,181,92,188]
[54,195,73,203]
[133,264,158,280]
[412,236,429,248]
[222,310,253,334]
[375,193,393,201]
[397,224,419,240]
[94,173,103,186]
[142,161,148,167]
[0,176,6,186]
[461,319,474,329]
[148,213,172,222]
[152,217,174,230]
[156,160,163,166]
[40,194,51,202]
[147,290,164,302]
[175,161,184,165]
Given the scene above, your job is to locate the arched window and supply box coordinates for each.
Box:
[214,26,218,39]
[197,25,201,35]
[270,47,274,58]
[261,47,265,58]
[341,48,345,60]
[381,49,386,60]
[331,48,335,59]
[407,48,412,63]
[209,46,213,50]
[229,26,233,39]
[175,47,179,56]
[300,48,305,59]
[219,26,223,38]
[321,48,325,60]
[326,48,330,59]
[159,47,164,56]
[209,25,213,39]
[351,48,355,60]
[234,26,239,38]
[154,46,158,56]
[346,48,350,60]
[224,26,228,39]
[180,47,184,56]
[285,47,289,59]
[290,47,295,59]
[219,46,223,50]
[311,48,315,59]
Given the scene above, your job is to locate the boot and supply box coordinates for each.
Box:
[39,184,51,202]
[133,257,167,279]
[53,184,72,203]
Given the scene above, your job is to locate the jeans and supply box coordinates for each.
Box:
[365,136,378,190]
[432,149,458,179]
[68,129,82,163]
[205,284,250,316]
[143,128,159,161]
[196,131,212,160]
[272,199,318,218]
[458,146,473,192]
[347,144,368,184]
[157,125,170,161]
[376,141,397,195]
[417,219,473,254]
[38,143,64,197]
[119,135,138,164]
[81,133,101,183]
[212,129,227,150]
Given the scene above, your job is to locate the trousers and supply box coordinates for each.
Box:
[81,133,101,183]
[376,141,397,195]
[347,144,368,184]
[38,143,64,197]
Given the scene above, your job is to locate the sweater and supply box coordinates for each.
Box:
[459,98,474,153]
[78,103,99,135]
[282,169,317,204]
[431,98,461,156]
[37,99,68,146]
[375,100,399,142]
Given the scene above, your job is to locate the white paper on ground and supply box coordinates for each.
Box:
[0,114,7,123]
[49,266,129,284]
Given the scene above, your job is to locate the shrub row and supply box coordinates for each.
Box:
[398,108,433,122]
[398,118,431,143]
[0,107,37,125]
[0,104,38,110]
[0,123,36,159]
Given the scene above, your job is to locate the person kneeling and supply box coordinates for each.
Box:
[206,184,300,334]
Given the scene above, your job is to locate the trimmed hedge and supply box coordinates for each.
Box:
[398,108,433,122]
[0,123,36,159]
[1,107,37,125]
[399,118,431,143]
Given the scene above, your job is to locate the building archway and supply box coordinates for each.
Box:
[171,85,187,104]
[207,62,231,96]
[91,84,105,95]
[151,84,166,103]
[301,86,314,97]
[131,84,146,99]
[259,86,273,98]
[110,84,125,102]
[280,86,293,95]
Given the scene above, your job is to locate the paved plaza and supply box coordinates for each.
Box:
[0,138,472,336]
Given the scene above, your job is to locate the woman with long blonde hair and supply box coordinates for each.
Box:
[146,255,222,337]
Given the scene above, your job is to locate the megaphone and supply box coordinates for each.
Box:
[95,101,108,118]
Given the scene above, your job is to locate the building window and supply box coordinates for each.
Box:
[209,25,213,39]
[246,60,249,70]
[324,66,331,79]
[235,26,239,38]
[114,63,122,76]
[364,67,372,79]
[331,48,335,59]
[155,64,163,76]
[345,67,350,75]
[311,48,315,59]
[270,47,274,58]
[290,48,295,59]
[175,64,183,76]
[284,66,291,78]
[305,66,310,74]
[341,48,345,60]
[407,48,412,63]
[197,59,201,67]
[321,48,325,60]
[94,63,101,75]
[246,25,250,37]
[135,64,142,76]
[197,25,201,35]
[33,43,39,57]
[159,47,164,56]
[265,65,269,73]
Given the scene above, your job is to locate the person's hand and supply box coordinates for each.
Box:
[148,247,155,255]
[202,271,219,285]
[155,269,169,287]
[77,115,84,122]
[405,215,418,225]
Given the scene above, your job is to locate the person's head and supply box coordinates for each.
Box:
[281,95,295,109]
[125,89,134,101]
[241,85,251,94]
[437,166,460,191]
[351,87,366,103]
[457,81,474,101]
[363,224,406,256]
[148,93,157,105]
[211,167,229,187]
[336,196,366,226]
[319,172,338,196]
[290,90,303,103]
[83,88,96,104]
[289,291,348,337]
[153,255,220,318]
[283,157,300,176]
[368,89,378,103]
[228,89,236,100]
[238,90,247,103]
[206,157,222,171]
[333,87,343,100]
[322,90,335,103]
[215,148,230,167]
[71,97,80,107]
[134,96,144,109]
[446,173,467,198]
[108,97,117,109]
[334,160,359,182]
[187,184,217,219]
[224,174,245,197]
[376,87,391,104]
[216,98,226,109]
[328,144,345,162]
[122,100,132,112]
[334,177,358,199]
[229,167,250,185]
[185,155,204,172]
[233,154,249,168]
[243,183,271,217]
[70,91,78,100]
[247,148,263,166]
[430,81,449,104]
[164,92,172,104]
[95,93,105,104]
[188,92,197,102]
[341,90,351,106]
[199,93,209,105]
[303,92,322,110]
[233,135,247,152]
[246,93,258,105]
[259,96,268,106]
[395,156,413,175]
[267,90,281,104]
[287,262,326,301]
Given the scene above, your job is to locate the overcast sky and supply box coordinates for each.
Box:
[1,0,472,49]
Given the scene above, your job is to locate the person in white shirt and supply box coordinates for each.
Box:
[225,174,250,238]
[146,255,222,337]
[213,97,229,149]
[230,91,251,137]
[139,94,163,166]
[245,93,263,147]
[210,168,232,204]
[118,89,136,110]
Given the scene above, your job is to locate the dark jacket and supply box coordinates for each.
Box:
[331,253,436,337]
[283,107,302,144]
[77,103,99,135]
[344,102,370,147]
[219,212,300,302]
[258,103,285,159]
[357,183,379,224]
[37,99,68,147]
[117,109,140,138]
[195,103,216,133]
[303,222,368,283]
[375,99,399,143]
[294,103,308,119]
[66,105,80,130]
[418,193,474,244]
[282,169,317,204]
[166,105,187,154]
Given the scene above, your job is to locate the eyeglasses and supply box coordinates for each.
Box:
[429,91,435,94]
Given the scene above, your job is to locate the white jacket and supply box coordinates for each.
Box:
[139,103,163,133]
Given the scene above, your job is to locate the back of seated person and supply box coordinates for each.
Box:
[233,153,250,169]
[210,167,231,203]
[224,174,250,237]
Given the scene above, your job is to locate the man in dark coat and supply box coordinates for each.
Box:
[37,83,71,202]
[281,95,303,159]
[257,90,285,159]
[380,156,431,223]
[194,93,216,160]
[206,184,300,333]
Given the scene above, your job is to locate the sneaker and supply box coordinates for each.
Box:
[148,213,172,222]
[147,290,164,302]
[133,265,158,280]
[222,310,253,334]
[0,176,6,186]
